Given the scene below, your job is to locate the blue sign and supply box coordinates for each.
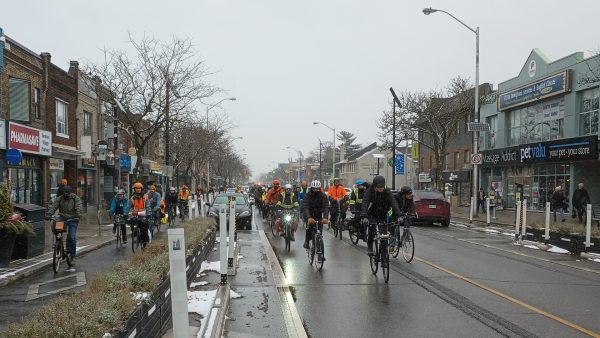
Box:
[498,71,569,111]
[0,27,4,72]
[395,154,405,176]
[6,148,22,166]
[120,154,131,171]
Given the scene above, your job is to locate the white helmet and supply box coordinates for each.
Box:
[284,183,292,190]
[310,180,321,188]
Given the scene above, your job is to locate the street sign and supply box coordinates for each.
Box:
[468,122,490,132]
[471,153,483,165]
[6,149,22,166]
[395,154,405,175]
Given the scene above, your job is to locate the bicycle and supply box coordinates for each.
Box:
[307,220,325,271]
[168,205,177,227]
[114,214,127,249]
[347,210,364,245]
[281,209,297,252]
[49,216,75,273]
[179,200,189,221]
[129,213,149,253]
[332,199,345,240]
[389,214,415,263]
[268,206,277,237]
[369,221,393,283]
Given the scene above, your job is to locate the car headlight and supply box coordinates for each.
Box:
[238,211,251,217]
[284,215,292,221]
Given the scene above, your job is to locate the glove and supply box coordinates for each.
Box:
[307,217,316,226]
[321,218,329,225]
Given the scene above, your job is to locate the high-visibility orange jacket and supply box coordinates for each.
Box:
[265,187,283,205]
[327,185,347,201]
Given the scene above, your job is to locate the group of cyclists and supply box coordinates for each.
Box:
[252,175,415,259]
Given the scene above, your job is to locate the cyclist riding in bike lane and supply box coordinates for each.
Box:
[302,180,329,253]
[297,180,309,212]
[130,182,149,243]
[265,180,284,221]
[166,187,179,221]
[109,189,130,244]
[327,178,348,229]
[348,179,368,236]
[275,184,299,240]
[178,185,190,219]
[46,185,83,268]
[361,176,401,255]
[146,185,162,236]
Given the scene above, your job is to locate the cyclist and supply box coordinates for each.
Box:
[46,185,83,267]
[297,180,309,210]
[265,180,283,222]
[109,189,130,244]
[302,180,329,252]
[396,186,416,215]
[348,179,368,237]
[165,187,179,222]
[275,184,299,240]
[361,175,401,255]
[327,177,348,229]
[130,182,149,243]
[178,185,190,219]
[146,185,162,235]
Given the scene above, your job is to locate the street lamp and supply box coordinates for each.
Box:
[313,121,336,184]
[287,146,304,183]
[206,98,236,189]
[423,7,480,217]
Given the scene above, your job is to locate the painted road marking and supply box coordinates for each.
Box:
[25,272,86,301]
[416,256,600,338]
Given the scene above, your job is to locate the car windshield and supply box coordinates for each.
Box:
[415,190,444,200]
[214,196,246,205]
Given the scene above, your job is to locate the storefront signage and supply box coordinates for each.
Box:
[150,161,161,171]
[442,170,469,182]
[81,157,96,168]
[418,173,432,183]
[49,158,64,170]
[8,122,52,156]
[6,149,23,166]
[0,120,5,149]
[480,136,598,167]
[497,71,570,111]
[120,154,132,172]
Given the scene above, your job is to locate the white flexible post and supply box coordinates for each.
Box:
[168,228,189,337]
[486,197,490,225]
[545,202,550,241]
[469,196,474,223]
[515,199,521,242]
[521,199,527,241]
[219,206,227,284]
[586,204,592,249]
[188,199,193,220]
[228,199,236,270]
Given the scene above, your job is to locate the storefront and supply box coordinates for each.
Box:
[441,170,470,206]
[480,136,597,209]
[78,157,97,207]
[3,122,52,206]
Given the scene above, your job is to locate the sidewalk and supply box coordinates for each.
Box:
[451,205,547,228]
[0,207,116,287]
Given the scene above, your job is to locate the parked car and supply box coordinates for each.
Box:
[412,190,451,227]
[226,187,237,194]
[206,193,253,230]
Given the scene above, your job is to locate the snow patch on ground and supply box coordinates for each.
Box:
[501,232,514,237]
[237,255,244,259]
[191,281,209,287]
[199,261,221,274]
[593,259,600,263]
[188,290,218,333]
[484,229,500,234]
[524,244,540,250]
[547,245,570,254]
[230,289,242,299]
[131,292,151,302]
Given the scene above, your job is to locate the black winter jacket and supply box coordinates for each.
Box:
[361,187,401,222]
[302,191,330,221]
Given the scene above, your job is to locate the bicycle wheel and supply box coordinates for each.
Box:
[390,226,400,258]
[370,240,379,275]
[338,217,343,240]
[131,228,140,253]
[308,239,315,265]
[349,222,359,245]
[285,225,291,252]
[316,236,324,271]
[115,226,122,249]
[270,217,276,237]
[381,241,390,283]
[333,222,338,238]
[52,240,61,273]
[401,229,415,263]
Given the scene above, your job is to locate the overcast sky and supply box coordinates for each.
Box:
[2,0,600,178]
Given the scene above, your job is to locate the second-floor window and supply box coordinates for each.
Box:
[444,153,449,170]
[579,87,599,136]
[486,115,498,148]
[464,150,470,164]
[454,152,460,170]
[509,97,564,145]
[56,99,68,137]
[34,87,41,119]
[83,111,92,136]
[9,78,30,122]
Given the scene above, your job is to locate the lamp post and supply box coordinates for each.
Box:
[423,7,480,215]
[287,146,303,183]
[205,98,236,189]
[313,121,336,184]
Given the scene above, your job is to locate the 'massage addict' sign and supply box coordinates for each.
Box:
[480,136,597,167]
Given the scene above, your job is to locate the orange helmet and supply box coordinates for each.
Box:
[301,180,307,187]
[133,182,143,189]
[273,179,280,186]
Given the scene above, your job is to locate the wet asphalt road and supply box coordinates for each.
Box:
[254,210,600,338]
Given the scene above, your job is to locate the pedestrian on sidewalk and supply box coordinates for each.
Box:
[551,186,566,222]
[477,187,487,214]
[572,183,591,223]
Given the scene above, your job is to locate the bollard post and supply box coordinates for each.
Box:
[188,199,194,220]
[492,202,497,219]
[586,204,592,249]
[228,199,236,272]
[469,196,474,223]
[194,196,200,218]
[168,228,189,337]
[515,199,521,241]
[545,202,550,242]
[521,199,527,242]
[486,197,490,225]
[219,206,228,285]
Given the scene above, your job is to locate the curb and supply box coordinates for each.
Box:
[208,283,230,338]
[0,236,115,288]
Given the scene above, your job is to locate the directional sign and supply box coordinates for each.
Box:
[468,122,490,132]
[395,154,405,176]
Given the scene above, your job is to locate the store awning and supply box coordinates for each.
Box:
[52,144,86,161]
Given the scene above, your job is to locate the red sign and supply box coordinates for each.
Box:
[8,122,52,156]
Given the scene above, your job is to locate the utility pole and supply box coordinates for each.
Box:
[318,139,323,182]
[390,87,402,190]
[165,76,171,191]
[113,105,120,192]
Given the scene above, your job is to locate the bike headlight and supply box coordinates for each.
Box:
[209,210,218,217]
[238,211,250,217]
[284,215,292,222]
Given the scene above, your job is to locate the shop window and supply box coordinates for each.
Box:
[83,111,92,136]
[464,150,470,164]
[509,97,564,145]
[34,87,41,119]
[579,87,599,136]
[486,115,497,149]
[9,78,30,122]
[56,99,69,137]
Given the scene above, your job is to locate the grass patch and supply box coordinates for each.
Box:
[3,219,214,338]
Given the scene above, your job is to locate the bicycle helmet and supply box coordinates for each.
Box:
[273,179,280,186]
[400,186,413,194]
[133,182,143,189]
[356,179,365,185]
[372,175,385,188]
[169,187,176,192]
[310,180,322,188]
[284,184,292,190]
[117,189,126,195]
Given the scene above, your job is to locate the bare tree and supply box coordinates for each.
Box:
[378,77,486,189]
[87,35,219,181]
